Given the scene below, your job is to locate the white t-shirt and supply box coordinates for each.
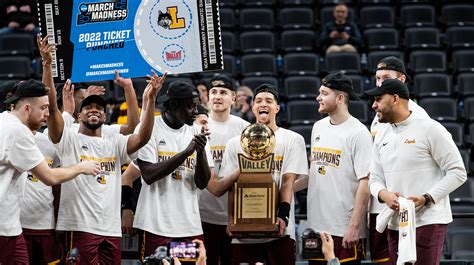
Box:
[307,116,372,238]
[0,112,44,236]
[133,116,214,237]
[369,99,430,214]
[18,132,59,230]
[220,127,309,243]
[55,127,134,237]
[199,115,249,225]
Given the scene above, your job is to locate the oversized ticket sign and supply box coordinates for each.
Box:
[37,0,223,83]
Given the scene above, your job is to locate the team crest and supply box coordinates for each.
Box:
[27,173,39,182]
[318,165,326,175]
[96,171,110,184]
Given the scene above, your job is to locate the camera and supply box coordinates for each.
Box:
[168,240,199,261]
[143,246,173,265]
[302,228,322,259]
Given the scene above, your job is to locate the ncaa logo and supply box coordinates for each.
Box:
[162,44,186,68]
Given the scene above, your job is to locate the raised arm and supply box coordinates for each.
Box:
[38,34,64,143]
[114,70,140,135]
[126,71,166,155]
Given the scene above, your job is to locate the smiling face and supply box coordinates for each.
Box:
[209,86,235,114]
[78,102,106,130]
[252,92,280,125]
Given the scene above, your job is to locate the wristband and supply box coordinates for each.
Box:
[121,185,134,212]
[277,202,290,226]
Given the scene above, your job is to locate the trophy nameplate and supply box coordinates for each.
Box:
[229,124,280,238]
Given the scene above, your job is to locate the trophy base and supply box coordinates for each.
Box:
[229,224,281,239]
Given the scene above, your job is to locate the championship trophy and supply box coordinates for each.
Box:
[229,123,280,238]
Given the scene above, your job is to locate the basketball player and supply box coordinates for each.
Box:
[199,74,249,265]
[218,84,308,265]
[306,72,371,265]
[39,34,165,263]
[0,78,100,264]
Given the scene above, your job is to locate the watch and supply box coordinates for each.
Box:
[423,193,432,206]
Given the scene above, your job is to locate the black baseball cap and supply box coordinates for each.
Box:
[157,79,199,104]
[255,83,279,103]
[365,78,410,99]
[4,79,49,104]
[376,56,412,83]
[79,94,107,111]
[321,72,359,100]
[210,74,235,91]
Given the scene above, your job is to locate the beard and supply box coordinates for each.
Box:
[83,120,104,130]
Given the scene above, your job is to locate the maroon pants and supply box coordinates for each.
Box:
[308,236,365,265]
[202,222,231,265]
[0,233,29,265]
[139,230,204,264]
[231,236,295,265]
[369,214,391,264]
[387,224,447,265]
[65,231,121,265]
[23,229,62,264]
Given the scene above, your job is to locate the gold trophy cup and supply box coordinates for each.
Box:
[229,123,280,238]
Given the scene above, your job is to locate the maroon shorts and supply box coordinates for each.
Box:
[231,236,296,265]
[369,214,391,264]
[388,224,447,265]
[139,230,204,264]
[202,222,231,265]
[64,231,121,265]
[0,233,29,265]
[23,229,62,264]
[308,236,365,265]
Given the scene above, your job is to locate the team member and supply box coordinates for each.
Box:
[367,79,467,264]
[304,72,371,265]
[199,74,249,265]
[217,84,308,265]
[195,103,210,131]
[133,80,213,259]
[369,56,429,264]
[40,35,164,263]
[17,130,61,264]
[0,79,99,264]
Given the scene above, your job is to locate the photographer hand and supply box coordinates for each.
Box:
[321,232,336,260]
[162,257,181,265]
[192,239,207,265]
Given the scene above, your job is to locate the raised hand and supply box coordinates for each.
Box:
[62,79,75,115]
[113,69,133,89]
[37,34,56,65]
[144,70,167,103]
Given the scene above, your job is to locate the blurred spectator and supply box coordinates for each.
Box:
[0,0,39,35]
[231,86,255,122]
[196,80,210,108]
[319,4,362,54]
[195,103,209,132]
